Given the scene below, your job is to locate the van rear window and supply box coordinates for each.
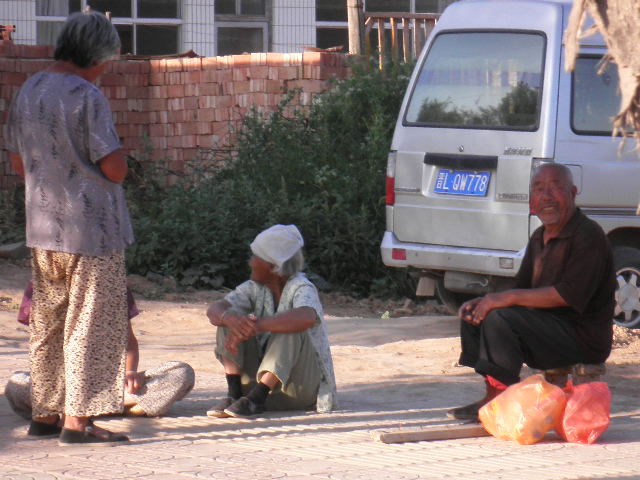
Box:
[571,57,620,135]
[404,32,545,130]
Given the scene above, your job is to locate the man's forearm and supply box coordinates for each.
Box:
[500,286,569,309]
[467,286,570,325]
[207,300,232,326]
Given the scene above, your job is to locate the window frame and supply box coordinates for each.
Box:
[315,0,439,50]
[34,0,182,55]
[402,29,547,132]
[215,0,267,17]
[215,21,269,56]
[570,54,621,137]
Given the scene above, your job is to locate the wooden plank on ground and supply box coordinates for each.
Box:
[372,423,490,444]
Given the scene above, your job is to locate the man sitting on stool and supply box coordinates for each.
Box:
[449,163,615,421]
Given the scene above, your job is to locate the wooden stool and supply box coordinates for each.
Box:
[543,363,606,387]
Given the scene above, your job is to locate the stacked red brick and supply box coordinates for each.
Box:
[0,40,349,188]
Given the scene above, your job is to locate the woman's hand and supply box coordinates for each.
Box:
[125,371,145,394]
[223,312,258,340]
[223,313,258,354]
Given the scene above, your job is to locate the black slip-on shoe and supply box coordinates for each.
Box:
[223,397,265,419]
[446,402,482,421]
[28,420,62,437]
[206,397,235,418]
[58,427,129,447]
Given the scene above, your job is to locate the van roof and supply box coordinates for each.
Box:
[461,0,571,6]
[443,0,604,47]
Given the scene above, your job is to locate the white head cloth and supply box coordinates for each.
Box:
[250,224,304,269]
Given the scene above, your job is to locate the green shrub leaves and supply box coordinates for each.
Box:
[125,59,416,297]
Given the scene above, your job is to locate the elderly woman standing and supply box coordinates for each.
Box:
[6,11,134,445]
[206,225,338,418]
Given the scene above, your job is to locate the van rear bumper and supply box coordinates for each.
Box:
[380,231,524,277]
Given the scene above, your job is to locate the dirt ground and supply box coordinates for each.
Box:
[1,257,639,413]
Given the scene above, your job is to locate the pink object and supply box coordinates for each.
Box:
[16,282,32,326]
[556,382,611,444]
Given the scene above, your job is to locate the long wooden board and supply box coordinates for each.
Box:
[372,422,490,444]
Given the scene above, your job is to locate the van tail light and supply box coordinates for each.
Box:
[385,176,395,205]
[392,248,407,260]
[385,151,397,205]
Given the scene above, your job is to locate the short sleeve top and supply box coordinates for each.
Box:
[515,208,615,362]
[224,272,338,413]
[6,71,134,256]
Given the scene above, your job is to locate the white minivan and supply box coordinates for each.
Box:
[380,0,640,328]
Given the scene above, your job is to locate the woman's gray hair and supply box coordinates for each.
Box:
[54,11,120,68]
[273,249,305,277]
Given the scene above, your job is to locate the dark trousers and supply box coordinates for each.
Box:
[459,306,584,385]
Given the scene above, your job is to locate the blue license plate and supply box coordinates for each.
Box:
[433,169,491,196]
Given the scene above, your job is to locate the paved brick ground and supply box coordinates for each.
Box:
[2,319,640,479]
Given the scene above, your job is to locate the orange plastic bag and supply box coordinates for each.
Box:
[479,374,567,445]
[555,381,611,444]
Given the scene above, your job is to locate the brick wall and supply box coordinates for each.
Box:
[0,40,350,189]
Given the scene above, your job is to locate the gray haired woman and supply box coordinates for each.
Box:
[6,11,134,446]
[206,224,338,419]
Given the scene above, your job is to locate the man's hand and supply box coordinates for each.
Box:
[459,292,513,325]
[458,297,482,324]
[125,371,145,394]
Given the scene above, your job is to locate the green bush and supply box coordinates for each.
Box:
[0,185,25,245]
[126,59,417,297]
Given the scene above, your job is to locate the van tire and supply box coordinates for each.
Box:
[435,279,474,315]
[613,246,640,329]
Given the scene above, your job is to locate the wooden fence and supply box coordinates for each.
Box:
[364,12,440,68]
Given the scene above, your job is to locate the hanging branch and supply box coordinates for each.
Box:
[565,0,640,149]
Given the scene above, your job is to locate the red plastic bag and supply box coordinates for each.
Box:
[555,381,611,444]
[479,374,567,445]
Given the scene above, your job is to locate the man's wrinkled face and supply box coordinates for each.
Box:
[530,166,577,230]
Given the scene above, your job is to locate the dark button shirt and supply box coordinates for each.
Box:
[515,208,615,362]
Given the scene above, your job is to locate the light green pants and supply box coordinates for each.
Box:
[215,327,321,411]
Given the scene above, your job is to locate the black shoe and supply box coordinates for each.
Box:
[447,402,483,421]
[58,427,129,447]
[28,419,62,437]
[223,397,265,419]
[206,397,235,418]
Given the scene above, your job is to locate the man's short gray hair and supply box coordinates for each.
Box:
[531,163,574,186]
[54,11,120,68]
[273,249,305,277]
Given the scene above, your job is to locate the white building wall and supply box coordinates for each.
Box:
[0,0,37,44]
[181,0,215,57]
[0,1,331,54]
[272,0,315,53]
[0,1,215,55]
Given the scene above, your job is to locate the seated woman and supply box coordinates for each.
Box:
[5,284,195,421]
[206,224,338,419]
